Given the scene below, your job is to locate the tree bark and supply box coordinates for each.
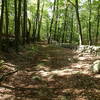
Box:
[95,5,100,44]
[17,0,22,41]
[14,0,18,51]
[35,0,40,41]
[48,0,56,44]
[88,0,92,45]
[75,0,83,45]
[5,0,9,48]
[54,0,59,41]
[62,1,68,43]
[0,0,4,35]
[0,0,5,49]
[26,18,31,43]
[23,0,27,44]
[69,6,74,43]
[37,2,44,41]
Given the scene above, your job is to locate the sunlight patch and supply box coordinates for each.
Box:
[36,64,50,71]
[78,57,87,60]
[38,70,50,77]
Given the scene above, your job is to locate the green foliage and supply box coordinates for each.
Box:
[32,76,42,81]
[25,45,39,53]
[0,0,100,46]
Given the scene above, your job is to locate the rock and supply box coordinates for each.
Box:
[92,46,100,56]
[91,60,100,73]
[77,45,100,56]
[0,60,5,66]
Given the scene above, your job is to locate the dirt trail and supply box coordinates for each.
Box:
[0,43,100,100]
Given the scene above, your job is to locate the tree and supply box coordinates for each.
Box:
[48,0,56,44]
[14,0,18,51]
[23,0,27,44]
[5,0,9,51]
[35,0,40,41]
[0,0,100,51]
[95,4,100,44]
[62,1,68,43]
[69,6,74,43]
[54,0,59,41]
[88,0,92,45]
[37,2,44,41]
[75,0,83,45]
[0,0,5,49]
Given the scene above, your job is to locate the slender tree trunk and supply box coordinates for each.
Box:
[88,0,92,45]
[17,0,22,47]
[57,21,61,43]
[69,7,74,43]
[75,0,83,45]
[46,19,49,40]
[5,0,9,48]
[62,1,68,43]
[23,0,27,44]
[48,0,56,44]
[35,0,40,41]
[37,2,44,41]
[24,0,29,44]
[18,0,22,38]
[0,0,5,49]
[32,17,36,42]
[14,0,18,51]
[26,18,31,43]
[54,0,59,41]
[95,5,100,44]
[0,0,4,35]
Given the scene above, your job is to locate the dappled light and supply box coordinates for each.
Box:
[0,0,100,99]
[0,43,100,99]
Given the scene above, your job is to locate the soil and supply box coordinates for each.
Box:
[0,42,100,100]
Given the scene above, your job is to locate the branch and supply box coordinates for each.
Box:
[68,0,76,8]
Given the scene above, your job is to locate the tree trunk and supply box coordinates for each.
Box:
[75,0,83,45]
[54,0,59,41]
[0,0,5,49]
[5,0,9,48]
[88,0,92,45]
[95,5,100,44]
[62,1,68,43]
[23,0,27,45]
[35,0,40,41]
[32,17,36,42]
[48,0,56,44]
[26,18,31,43]
[69,6,74,43]
[0,0,4,35]
[37,2,44,41]
[17,0,22,42]
[14,0,18,51]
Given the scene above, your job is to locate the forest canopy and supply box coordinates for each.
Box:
[0,0,100,51]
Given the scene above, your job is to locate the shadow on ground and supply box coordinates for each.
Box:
[0,42,100,100]
[0,73,100,100]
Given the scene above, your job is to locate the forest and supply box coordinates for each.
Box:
[0,0,100,100]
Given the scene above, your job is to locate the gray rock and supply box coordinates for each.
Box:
[91,60,100,73]
[77,45,100,56]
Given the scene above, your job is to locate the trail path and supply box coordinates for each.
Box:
[0,42,100,100]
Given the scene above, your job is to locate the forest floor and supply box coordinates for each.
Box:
[0,42,100,100]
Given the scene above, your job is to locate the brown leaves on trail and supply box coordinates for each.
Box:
[0,43,100,100]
